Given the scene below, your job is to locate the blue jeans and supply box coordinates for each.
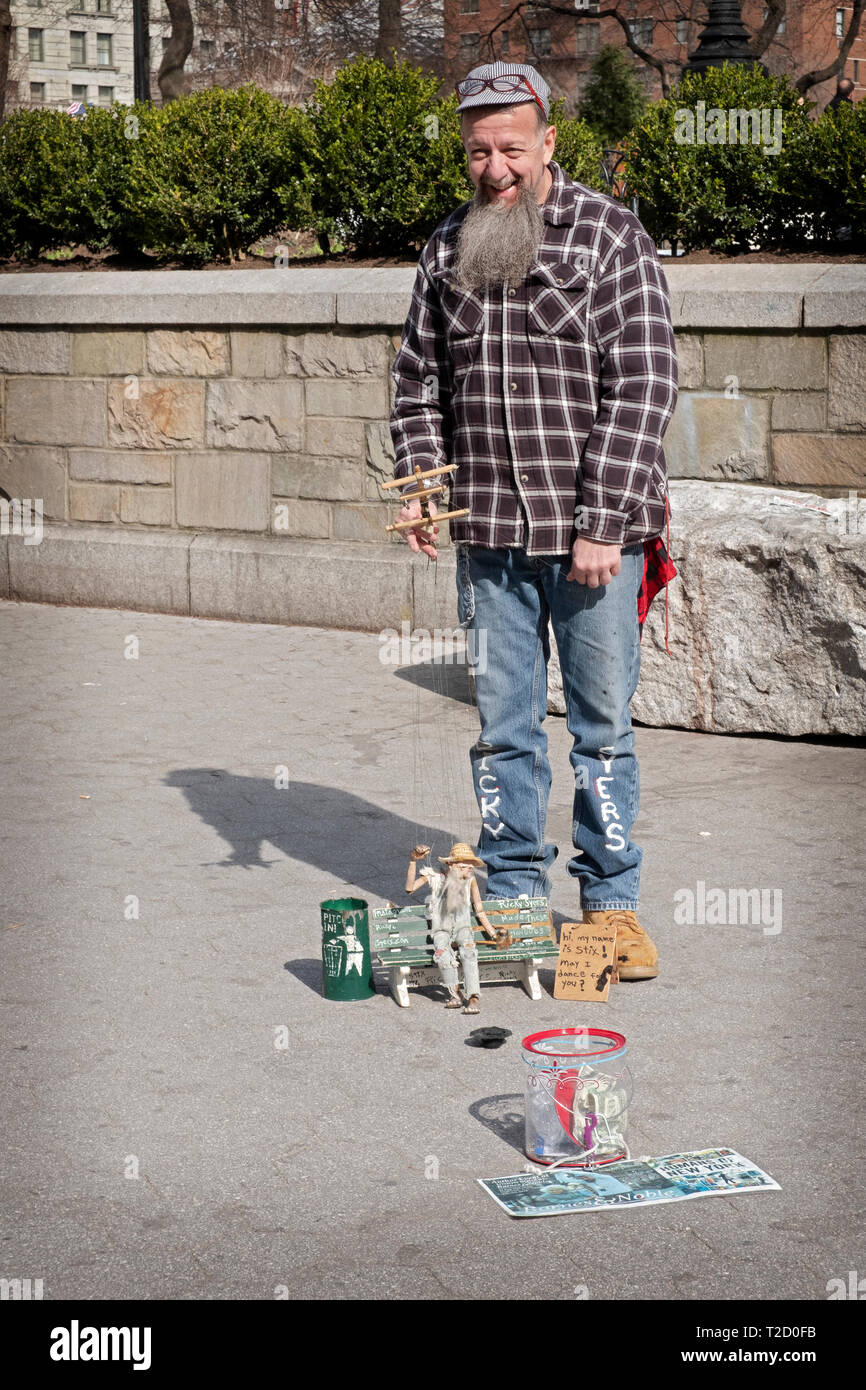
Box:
[455,543,644,910]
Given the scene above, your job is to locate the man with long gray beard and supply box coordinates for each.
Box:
[389,61,679,982]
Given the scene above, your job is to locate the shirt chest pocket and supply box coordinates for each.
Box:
[527,260,590,340]
[431,268,485,372]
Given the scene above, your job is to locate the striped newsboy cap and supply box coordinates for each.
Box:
[455,60,551,122]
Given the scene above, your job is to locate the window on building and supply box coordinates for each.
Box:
[854,59,860,82]
[574,0,599,9]
[676,19,688,44]
[30,81,46,102]
[96,32,113,65]
[629,19,654,48]
[162,36,171,52]
[459,32,478,61]
[28,28,45,62]
[97,0,113,12]
[763,6,785,32]
[98,85,114,105]
[200,39,215,57]
[577,21,600,55]
[836,9,845,38]
[499,30,510,56]
[71,83,87,100]
[69,31,86,65]
[529,26,552,57]
[459,0,479,12]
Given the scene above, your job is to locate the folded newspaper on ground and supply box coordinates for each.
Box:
[478,1148,780,1218]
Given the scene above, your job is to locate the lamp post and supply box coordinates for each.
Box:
[684,0,766,75]
[133,0,151,103]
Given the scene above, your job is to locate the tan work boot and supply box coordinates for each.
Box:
[582,909,659,981]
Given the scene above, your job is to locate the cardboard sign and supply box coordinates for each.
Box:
[553,922,617,1001]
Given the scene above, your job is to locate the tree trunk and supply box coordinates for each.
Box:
[375,0,402,64]
[0,0,12,121]
[158,0,194,103]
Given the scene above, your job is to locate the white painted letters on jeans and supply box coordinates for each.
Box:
[595,756,626,852]
[478,756,506,838]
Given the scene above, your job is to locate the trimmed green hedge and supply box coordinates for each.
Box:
[295,62,604,255]
[118,85,312,263]
[0,104,133,258]
[623,62,864,253]
[0,58,861,262]
[547,97,606,190]
[774,96,866,246]
[301,57,472,256]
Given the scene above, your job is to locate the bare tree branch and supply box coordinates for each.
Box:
[795,0,864,93]
[749,0,786,59]
[547,4,671,97]
[188,1,437,92]
[475,3,676,100]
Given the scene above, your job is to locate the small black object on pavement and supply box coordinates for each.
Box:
[466,1026,512,1049]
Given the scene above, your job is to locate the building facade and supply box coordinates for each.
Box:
[443,2,865,114]
[9,0,135,109]
[7,0,445,111]
[7,1,864,114]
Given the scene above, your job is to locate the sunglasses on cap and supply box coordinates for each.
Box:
[455,72,547,116]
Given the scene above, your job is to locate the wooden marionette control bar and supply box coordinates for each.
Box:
[398,484,448,504]
[386,507,470,533]
[380,463,458,491]
[383,462,469,534]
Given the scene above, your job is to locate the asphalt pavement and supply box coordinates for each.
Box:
[1,597,863,1301]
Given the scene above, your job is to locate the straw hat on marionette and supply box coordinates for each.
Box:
[439,842,484,867]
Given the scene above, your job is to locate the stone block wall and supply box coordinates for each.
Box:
[0,324,407,546]
[667,331,866,487]
[1,265,864,538]
[0,264,864,737]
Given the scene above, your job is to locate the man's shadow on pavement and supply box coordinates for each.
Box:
[162,768,466,904]
[162,769,573,955]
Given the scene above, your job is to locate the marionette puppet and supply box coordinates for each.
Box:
[405,843,509,1015]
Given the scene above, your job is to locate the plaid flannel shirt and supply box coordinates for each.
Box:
[389,159,679,557]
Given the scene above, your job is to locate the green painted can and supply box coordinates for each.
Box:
[320,897,375,1001]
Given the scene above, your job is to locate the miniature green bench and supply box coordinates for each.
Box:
[370,897,558,1008]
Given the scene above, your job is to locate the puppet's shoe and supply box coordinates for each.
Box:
[462,995,481,1014]
[581,909,658,981]
[444,990,463,1009]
